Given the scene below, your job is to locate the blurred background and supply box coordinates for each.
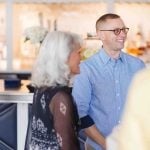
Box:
[0,0,150,72]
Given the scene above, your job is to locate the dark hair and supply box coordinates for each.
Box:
[96,13,120,31]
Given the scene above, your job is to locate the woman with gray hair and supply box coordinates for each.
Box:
[25,31,83,150]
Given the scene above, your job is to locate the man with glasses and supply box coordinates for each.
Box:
[72,13,145,150]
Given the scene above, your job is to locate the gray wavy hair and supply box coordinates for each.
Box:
[31,31,83,87]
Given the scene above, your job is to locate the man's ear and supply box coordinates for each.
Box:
[97,31,104,40]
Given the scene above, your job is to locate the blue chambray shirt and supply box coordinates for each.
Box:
[72,48,145,150]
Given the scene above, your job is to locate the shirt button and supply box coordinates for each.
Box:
[116,93,120,96]
[118,120,121,124]
[118,107,120,110]
[115,80,119,83]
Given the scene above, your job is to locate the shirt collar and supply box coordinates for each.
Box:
[98,48,125,65]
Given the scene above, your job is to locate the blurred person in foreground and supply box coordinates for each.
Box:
[25,31,83,150]
[107,68,150,150]
[72,13,145,150]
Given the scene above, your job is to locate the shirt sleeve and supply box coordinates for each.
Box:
[80,115,94,129]
[72,63,94,125]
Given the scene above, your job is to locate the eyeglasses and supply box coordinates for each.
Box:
[99,27,129,35]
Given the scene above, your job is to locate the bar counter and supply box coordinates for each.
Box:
[0,80,33,150]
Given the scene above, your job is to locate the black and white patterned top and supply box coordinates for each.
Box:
[25,86,80,150]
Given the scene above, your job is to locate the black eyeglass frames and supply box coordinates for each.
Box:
[99,27,129,35]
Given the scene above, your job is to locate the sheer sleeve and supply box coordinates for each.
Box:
[49,91,79,150]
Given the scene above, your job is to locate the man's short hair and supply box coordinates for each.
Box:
[96,13,120,31]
